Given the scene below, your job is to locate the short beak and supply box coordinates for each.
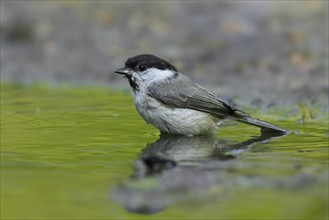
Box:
[115,67,132,76]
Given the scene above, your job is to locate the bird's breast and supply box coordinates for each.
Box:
[133,92,218,135]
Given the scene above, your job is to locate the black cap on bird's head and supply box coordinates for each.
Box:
[115,54,177,76]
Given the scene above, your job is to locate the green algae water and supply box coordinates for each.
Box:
[1,83,328,219]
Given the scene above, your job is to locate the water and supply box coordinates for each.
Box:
[1,83,328,219]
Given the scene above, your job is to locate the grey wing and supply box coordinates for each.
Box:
[148,73,290,134]
[148,73,246,118]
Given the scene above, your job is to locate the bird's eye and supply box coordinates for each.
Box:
[138,64,146,72]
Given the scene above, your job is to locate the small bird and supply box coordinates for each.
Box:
[115,54,289,136]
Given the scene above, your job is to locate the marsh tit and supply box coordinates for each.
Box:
[115,54,289,136]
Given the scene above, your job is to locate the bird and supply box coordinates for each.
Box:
[115,54,289,136]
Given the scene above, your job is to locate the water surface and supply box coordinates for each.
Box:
[1,83,328,219]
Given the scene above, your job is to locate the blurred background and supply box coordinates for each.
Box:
[1,1,328,103]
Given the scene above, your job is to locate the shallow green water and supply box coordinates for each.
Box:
[1,83,328,219]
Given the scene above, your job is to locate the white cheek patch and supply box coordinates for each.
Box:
[143,68,176,84]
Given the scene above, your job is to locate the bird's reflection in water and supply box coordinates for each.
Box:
[112,131,287,214]
[134,130,286,178]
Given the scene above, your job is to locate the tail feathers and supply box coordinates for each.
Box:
[233,115,290,134]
